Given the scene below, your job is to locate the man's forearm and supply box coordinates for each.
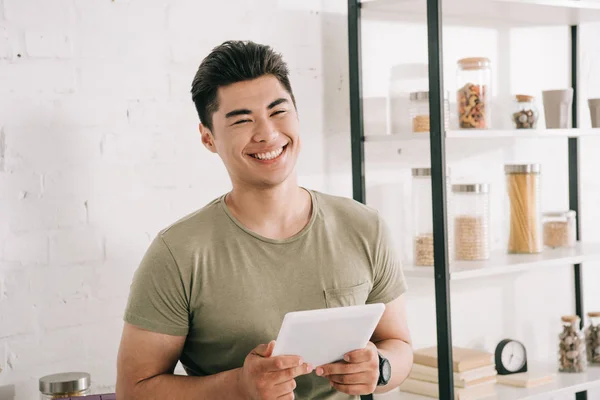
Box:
[373,339,413,394]
[127,368,244,400]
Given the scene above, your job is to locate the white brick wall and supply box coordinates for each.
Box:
[0,0,599,399]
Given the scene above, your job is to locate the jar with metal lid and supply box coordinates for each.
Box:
[543,211,576,248]
[452,184,490,261]
[409,91,450,133]
[512,94,539,129]
[412,167,452,266]
[559,315,587,373]
[39,372,91,399]
[505,164,542,254]
[457,57,492,129]
[585,311,600,364]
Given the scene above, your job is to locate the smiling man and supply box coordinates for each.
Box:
[116,41,413,400]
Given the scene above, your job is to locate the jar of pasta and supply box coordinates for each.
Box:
[457,57,491,129]
[39,372,91,399]
[505,164,542,254]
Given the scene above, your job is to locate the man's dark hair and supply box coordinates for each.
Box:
[191,40,296,132]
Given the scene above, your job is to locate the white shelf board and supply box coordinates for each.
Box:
[375,365,600,400]
[361,0,600,27]
[364,128,600,142]
[403,242,600,281]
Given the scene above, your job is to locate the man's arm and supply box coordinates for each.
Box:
[371,294,413,393]
[316,295,413,395]
[116,322,312,400]
[116,322,244,399]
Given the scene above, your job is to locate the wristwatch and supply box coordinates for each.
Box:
[377,353,391,386]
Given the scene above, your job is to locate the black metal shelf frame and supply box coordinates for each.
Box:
[347,1,586,399]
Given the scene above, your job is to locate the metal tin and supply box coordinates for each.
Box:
[452,184,490,194]
[39,372,91,395]
[412,167,431,177]
[409,91,449,101]
[504,163,541,174]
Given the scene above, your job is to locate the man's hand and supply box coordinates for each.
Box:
[315,341,380,396]
[238,340,314,400]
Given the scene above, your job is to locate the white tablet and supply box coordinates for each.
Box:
[271,303,385,367]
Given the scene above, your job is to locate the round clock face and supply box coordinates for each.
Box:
[501,341,526,372]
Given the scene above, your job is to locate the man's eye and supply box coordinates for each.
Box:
[272,110,287,116]
[234,119,251,125]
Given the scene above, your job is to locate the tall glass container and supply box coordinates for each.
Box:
[558,315,587,373]
[452,184,490,261]
[505,164,542,254]
[457,57,492,129]
[586,312,600,365]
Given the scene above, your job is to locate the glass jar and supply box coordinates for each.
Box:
[452,184,490,261]
[512,94,539,129]
[586,312,600,364]
[505,164,542,254]
[558,315,587,373]
[457,57,492,129]
[39,372,91,399]
[542,211,576,248]
[412,168,452,266]
[409,91,450,134]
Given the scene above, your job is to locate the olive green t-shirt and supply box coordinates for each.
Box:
[124,189,407,400]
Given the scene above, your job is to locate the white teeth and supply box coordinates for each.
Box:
[252,146,284,160]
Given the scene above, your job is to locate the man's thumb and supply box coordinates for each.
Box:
[254,340,276,358]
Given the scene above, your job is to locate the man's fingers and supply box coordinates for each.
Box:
[253,340,276,358]
[316,361,363,377]
[272,363,313,383]
[328,372,370,385]
[261,355,305,372]
[344,348,373,364]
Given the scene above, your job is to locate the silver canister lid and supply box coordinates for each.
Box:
[412,167,431,176]
[504,163,541,174]
[409,91,449,101]
[39,372,91,395]
[543,210,576,219]
[452,183,490,194]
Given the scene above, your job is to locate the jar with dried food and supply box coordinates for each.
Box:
[39,372,91,399]
[452,184,490,261]
[585,312,600,364]
[409,91,450,133]
[505,164,542,254]
[558,315,587,373]
[543,211,576,248]
[512,94,539,129]
[457,57,491,129]
[412,168,452,266]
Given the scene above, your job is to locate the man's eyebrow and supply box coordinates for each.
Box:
[268,98,288,109]
[225,108,252,119]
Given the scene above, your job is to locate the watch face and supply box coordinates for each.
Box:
[501,341,526,372]
[382,358,392,381]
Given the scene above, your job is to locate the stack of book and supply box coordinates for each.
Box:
[400,346,497,399]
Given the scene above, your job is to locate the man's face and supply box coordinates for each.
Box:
[201,75,301,189]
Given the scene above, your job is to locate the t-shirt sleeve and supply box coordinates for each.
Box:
[124,234,190,336]
[367,214,408,304]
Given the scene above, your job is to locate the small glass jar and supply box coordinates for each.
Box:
[542,211,576,248]
[457,57,492,129]
[505,164,542,254]
[452,184,490,261]
[39,372,91,399]
[585,312,600,364]
[409,91,450,134]
[512,94,539,129]
[412,168,452,266]
[558,315,587,373]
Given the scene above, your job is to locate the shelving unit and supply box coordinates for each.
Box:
[347,0,600,399]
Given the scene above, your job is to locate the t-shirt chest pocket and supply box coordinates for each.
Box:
[323,281,370,308]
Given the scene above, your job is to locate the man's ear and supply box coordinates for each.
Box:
[200,123,217,154]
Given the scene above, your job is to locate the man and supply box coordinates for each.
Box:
[116,40,413,399]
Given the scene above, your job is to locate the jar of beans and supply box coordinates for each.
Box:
[585,312,600,364]
[512,94,539,129]
[542,211,576,248]
[452,184,490,261]
[558,315,587,373]
[456,57,491,129]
